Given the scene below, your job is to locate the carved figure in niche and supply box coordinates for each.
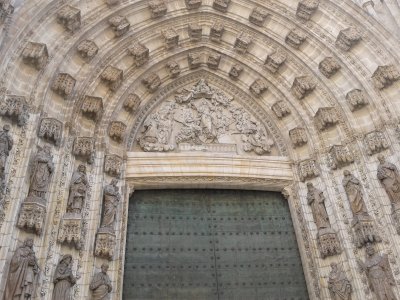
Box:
[328,263,352,300]
[342,170,369,218]
[3,238,40,300]
[377,155,400,210]
[28,145,54,201]
[100,179,120,230]
[52,255,76,300]
[67,164,88,214]
[90,264,112,300]
[307,182,330,230]
[0,124,13,192]
[358,243,397,300]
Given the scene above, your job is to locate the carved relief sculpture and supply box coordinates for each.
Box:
[3,238,40,300]
[307,183,341,258]
[342,170,380,247]
[346,89,368,111]
[298,159,319,181]
[108,15,130,37]
[162,28,179,49]
[0,0,13,22]
[123,93,140,113]
[188,23,202,42]
[90,264,112,300]
[52,255,76,300]
[207,52,221,70]
[292,76,316,99]
[129,41,149,67]
[285,28,307,49]
[213,0,230,12]
[250,79,268,97]
[272,100,291,119]
[38,118,63,146]
[328,263,352,300]
[0,125,13,195]
[296,0,319,20]
[17,146,54,235]
[73,137,95,164]
[315,107,338,131]
[95,180,121,259]
[289,127,307,148]
[57,5,81,32]
[372,65,400,90]
[329,145,354,169]
[188,52,202,69]
[265,50,286,73]
[101,66,123,91]
[234,32,252,54]
[142,73,161,93]
[166,60,181,78]
[336,27,362,51]
[52,73,76,99]
[210,21,224,42]
[22,42,48,70]
[104,154,123,177]
[148,0,167,18]
[81,95,104,122]
[249,7,269,26]
[364,131,388,155]
[358,243,397,300]
[185,0,202,9]
[0,95,29,126]
[229,64,243,80]
[319,57,341,78]
[77,40,99,61]
[108,121,127,143]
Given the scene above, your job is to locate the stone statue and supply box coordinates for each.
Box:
[3,238,40,300]
[52,254,76,300]
[377,155,400,210]
[342,170,369,218]
[89,264,112,300]
[67,164,88,214]
[100,179,120,229]
[328,263,352,300]
[307,182,330,230]
[358,243,397,300]
[0,124,13,192]
[28,145,54,201]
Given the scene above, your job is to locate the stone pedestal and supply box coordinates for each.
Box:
[95,227,116,260]
[352,214,381,248]
[58,212,82,249]
[17,195,46,235]
[317,228,341,258]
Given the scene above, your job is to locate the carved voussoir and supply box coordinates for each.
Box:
[296,0,319,20]
[123,93,140,113]
[272,100,291,119]
[314,107,338,131]
[291,76,316,99]
[22,42,48,70]
[73,137,95,164]
[104,154,123,177]
[166,60,181,78]
[162,28,179,49]
[213,0,230,12]
[108,15,130,37]
[57,5,81,32]
[148,0,167,18]
[298,159,319,181]
[108,121,127,143]
[101,65,123,91]
[336,27,362,51]
[234,32,252,54]
[81,95,103,121]
[188,23,202,42]
[188,52,202,69]
[210,21,224,42]
[346,89,368,111]
[319,57,341,78]
[250,79,268,97]
[229,64,243,80]
[289,127,307,148]
[372,65,400,89]
[329,145,354,169]
[249,7,269,26]
[52,73,76,99]
[129,41,149,67]
[142,73,161,92]
[0,95,29,126]
[265,50,286,73]
[207,52,221,70]
[38,118,63,146]
[285,28,306,49]
[77,39,99,60]
[185,0,202,9]
[364,130,389,155]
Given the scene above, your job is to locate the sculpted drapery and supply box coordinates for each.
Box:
[100,179,120,230]
[90,264,112,300]
[67,164,88,214]
[0,124,13,191]
[377,155,400,209]
[306,182,330,231]
[28,146,54,200]
[52,255,76,300]
[342,170,369,218]
[328,263,352,300]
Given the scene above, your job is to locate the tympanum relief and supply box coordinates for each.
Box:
[136,79,275,155]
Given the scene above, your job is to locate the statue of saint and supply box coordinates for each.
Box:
[67,164,88,214]
[342,170,369,218]
[377,155,400,209]
[328,263,352,300]
[0,124,13,190]
[89,264,112,300]
[359,243,397,300]
[100,179,120,229]
[28,145,54,200]
[3,238,40,300]
[52,254,76,300]
[306,182,330,231]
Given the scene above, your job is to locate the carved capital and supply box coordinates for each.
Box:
[289,127,308,148]
[234,32,252,54]
[250,79,268,97]
[166,60,181,78]
[81,95,103,122]
[148,0,167,18]
[77,39,98,60]
[207,52,221,70]
[123,94,140,113]
[188,23,202,42]
[108,121,127,143]
[271,100,291,119]
[249,7,269,26]
[372,65,400,89]
[285,28,307,49]
[317,228,342,258]
[162,28,179,49]
[188,52,202,69]
[0,95,29,126]
[142,73,161,92]
[364,130,389,155]
[129,41,149,67]
[108,15,130,37]
[319,57,341,78]
[104,154,123,177]
[57,5,81,32]
[346,89,368,111]
[22,42,48,70]
[298,159,319,181]
[291,76,316,99]
[17,197,46,235]
[314,107,338,131]
[58,213,82,249]
[336,27,362,51]
[51,73,76,99]
[73,137,95,164]
[265,50,286,73]
[329,145,354,169]
[38,118,63,146]
[95,228,116,260]
[101,65,123,91]
[210,21,224,42]
[296,0,319,20]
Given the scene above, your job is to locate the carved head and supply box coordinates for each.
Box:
[60,254,72,266]
[330,262,337,271]
[43,145,51,154]
[3,124,10,132]
[343,170,351,177]
[366,243,375,256]
[111,179,118,187]
[78,164,86,173]
[378,154,385,164]
[24,238,34,248]
[101,263,109,273]
[306,182,313,190]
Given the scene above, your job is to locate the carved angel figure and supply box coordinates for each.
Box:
[342,170,369,218]
[28,145,54,200]
[328,263,352,300]
[377,155,400,209]
[90,264,112,300]
[0,124,13,191]
[306,182,330,231]
[52,254,76,300]
[100,179,120,230]
[67,164,88,214]
[3,238,40,300]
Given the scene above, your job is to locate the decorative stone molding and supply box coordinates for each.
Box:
[128,41,149,67]
[336,27,362,51]
[188,52,202,69]
[298,159,319,181]
[291,76,316,99]
[210,21,224,42]
[317,228,342,258]
[319,57,341,78]
[213,0,230,12]
[104,154,123,177]
[249,7,269,26]
[108,121,127,143]
[285,28,306,49]
[77,39,98,61]
[22,42,48,70]
[166,60,181,78]
[185,0,202,9]
[0,95,29,126]
[101,65,123,91]
[364,130,389,155]
[314,107,338,131]
[249,79,268,97]
[58,213,82,249]
[346,89,368,111]
[108,15,130,37]
[95,227,116,260]
[188,23,202,42]
[38,118,63,146]
[17,198,46,235]
[229,64,243,80]
[271,100,291,119]
[142,73,161,92]
[329,145,354,169]
[123,94,140,113]
[72,137,95,164]
[372,65,400,89]
[162,28,179,49]
[289,127,307,148]
[234,32,252,54]
[148,0,167,19]
[57,5,81,32]
[296,0,319,20]
[51,73,76,99]
[81,95,103,122]
[264,50,286,73]
[207,52,221,70]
